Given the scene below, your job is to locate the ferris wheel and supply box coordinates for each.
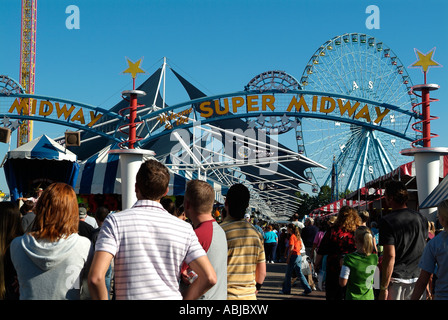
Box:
[297,33,421,194]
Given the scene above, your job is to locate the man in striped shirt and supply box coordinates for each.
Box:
[221,184,266,300]
[88,160,217,300]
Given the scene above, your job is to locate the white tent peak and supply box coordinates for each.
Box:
[6,134,77,162]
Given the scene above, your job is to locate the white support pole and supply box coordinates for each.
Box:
[109,148,155,210]
[402,147,448,221]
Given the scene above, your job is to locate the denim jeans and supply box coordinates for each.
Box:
[282,254,312,294]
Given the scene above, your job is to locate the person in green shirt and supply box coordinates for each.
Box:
[339,226,378,300]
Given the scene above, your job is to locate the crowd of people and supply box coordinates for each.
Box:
[0,160,447,301]
[0,160,266,300]
[309,180,447,300]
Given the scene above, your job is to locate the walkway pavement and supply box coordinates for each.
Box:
[257,262,326,300]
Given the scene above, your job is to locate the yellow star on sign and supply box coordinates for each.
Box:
[410,48,441,73]
[123,57,145,79]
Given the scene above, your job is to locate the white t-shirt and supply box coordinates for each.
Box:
[95,200,206,300]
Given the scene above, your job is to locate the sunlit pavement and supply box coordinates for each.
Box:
[256,262,326,301]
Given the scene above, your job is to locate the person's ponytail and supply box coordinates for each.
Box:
[355,226,374,256]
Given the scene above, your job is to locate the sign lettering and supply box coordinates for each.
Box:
[197,94,390,124]
[157,107,193,129]
[9,98,103,127]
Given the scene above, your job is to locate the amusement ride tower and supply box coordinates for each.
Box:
[401,48,448,221]
[18,0,37,146]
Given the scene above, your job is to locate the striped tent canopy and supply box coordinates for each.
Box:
[7,134,77,161]
[75,144,228,201]
[309,199,366,218]
[4,135,79,201]
[365,155,448,188]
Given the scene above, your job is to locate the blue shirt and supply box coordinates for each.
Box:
[263,231,278,244]
[419,231,448,300]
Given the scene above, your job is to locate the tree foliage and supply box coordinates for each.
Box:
[294,185,333,220]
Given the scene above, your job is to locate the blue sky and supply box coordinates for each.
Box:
[0,0,447,194]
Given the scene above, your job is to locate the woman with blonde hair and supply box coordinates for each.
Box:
[315,206,362,300]
[10,183,93,300]
[339,226,379,300]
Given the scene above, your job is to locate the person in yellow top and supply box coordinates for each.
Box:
[220,184,266,300]
[279,223,312,295]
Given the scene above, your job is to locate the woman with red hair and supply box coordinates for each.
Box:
[10,183,92,300]
[315,206,362,300]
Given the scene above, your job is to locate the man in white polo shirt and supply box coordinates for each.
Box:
[88,160,217,300]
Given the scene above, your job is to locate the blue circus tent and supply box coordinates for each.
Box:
[75,144,228,201]
[3,135,80,201]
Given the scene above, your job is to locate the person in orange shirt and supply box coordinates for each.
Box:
[279,223,312,295]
